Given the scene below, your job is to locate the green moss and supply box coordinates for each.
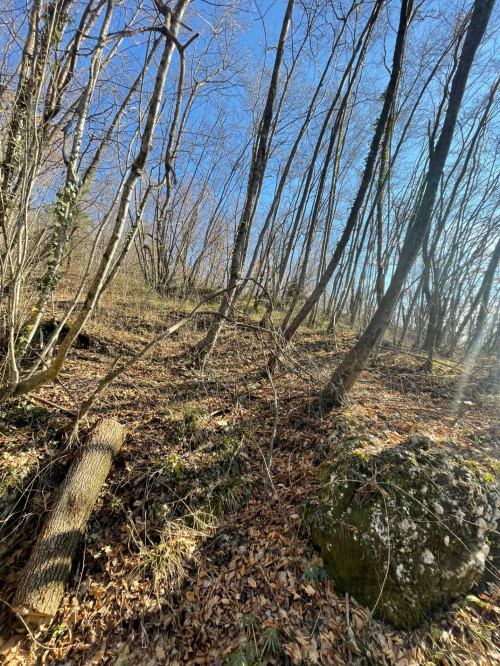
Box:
[2,401,49,427]
[352,449,369,463]
[316,462,334,484]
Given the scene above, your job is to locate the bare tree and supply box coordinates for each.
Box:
[267,0,412,369]
[321,0,496,407]
[190,0,295,367]
[1,0,193,400]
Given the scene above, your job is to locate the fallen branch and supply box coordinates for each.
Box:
[263,368,279,503]
[27,394,77,417]
[382,345,461,370]
[75,279,279,420]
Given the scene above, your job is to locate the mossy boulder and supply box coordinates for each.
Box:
[303,435,500,629]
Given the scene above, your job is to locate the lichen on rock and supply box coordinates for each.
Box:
[302,435,500,629]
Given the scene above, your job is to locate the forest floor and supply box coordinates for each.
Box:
[0,283,499,665]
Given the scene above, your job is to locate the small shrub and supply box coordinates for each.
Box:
[171,407,205,448]
[305,565,329,582]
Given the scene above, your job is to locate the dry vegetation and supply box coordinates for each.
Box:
[1,1,499,663]
[1,274,499,665]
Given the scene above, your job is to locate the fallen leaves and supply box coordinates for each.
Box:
[1,313,498,665]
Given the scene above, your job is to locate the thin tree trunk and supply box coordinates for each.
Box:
[271,0,412,366]
[465,235,500,354]
[321,0,495,407]
[261,0,384,325]
[191,0,294,366]
[7,0,190,400]
[376,113,392,304]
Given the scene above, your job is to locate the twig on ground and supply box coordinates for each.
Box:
[382,346,460,370]
[27,394,77,417]
[263,368,279,503]
[0,598,61,650]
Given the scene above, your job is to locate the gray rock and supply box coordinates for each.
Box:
[302,436,499,629]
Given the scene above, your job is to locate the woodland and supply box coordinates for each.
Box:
[0,0,499,663]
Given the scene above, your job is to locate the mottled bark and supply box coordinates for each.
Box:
[12,419,126,625]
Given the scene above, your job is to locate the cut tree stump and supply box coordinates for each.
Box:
[12,418,126,625]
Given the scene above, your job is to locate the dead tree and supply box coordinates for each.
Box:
[12,419,126,625]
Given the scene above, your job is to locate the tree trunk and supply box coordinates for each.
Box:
[270,0,412,368]
[190,0,294,367]
[12,418,126,625]
[321,0,495,408]
[465,235,500,354]
[6,0,190,401]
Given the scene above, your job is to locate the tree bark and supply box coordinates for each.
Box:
[5,0,191,401]
[12,418,126,625]
[465,235,500,354]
